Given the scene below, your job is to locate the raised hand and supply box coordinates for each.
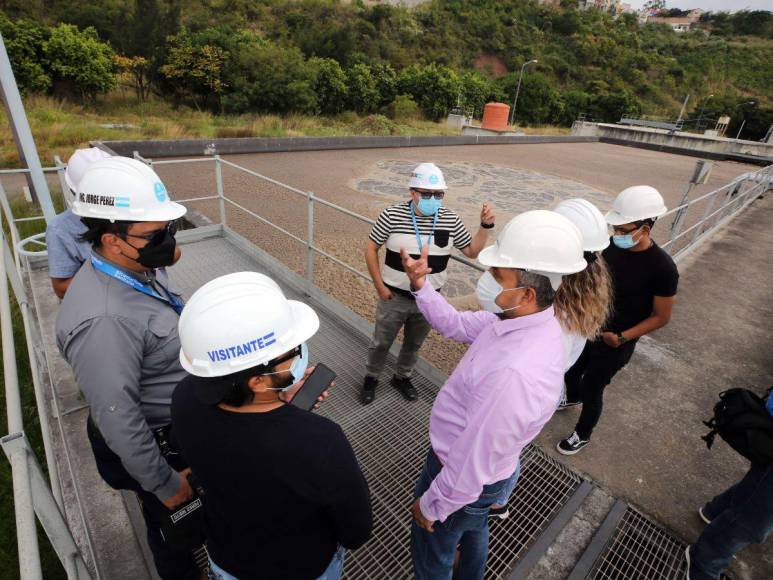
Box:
[400,245,432,291]
[480,203,495,227]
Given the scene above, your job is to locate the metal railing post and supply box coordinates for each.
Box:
[0,33,56,223]
[215,155,226,227]
[306,191,314,295]
[54,155,69,209]
[690,189,722,245]
[0,227,43,578]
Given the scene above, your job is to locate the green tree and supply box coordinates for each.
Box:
[497,72,562,125]
[370,61,397,108]
[459,70,494,118]
[560,89,592,125]
[346,63,380,113]
[309,57,348,114]
[43,23,115,101]
[222,42,317,115]
[0,14,50,94]
[397,63,460,121]
[589,91,641,122]
[161,30,227,110]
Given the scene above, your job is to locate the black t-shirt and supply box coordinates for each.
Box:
[171,377,372,580]
[602,240,679,334]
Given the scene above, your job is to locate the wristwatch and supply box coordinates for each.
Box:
[481,222,494,229]
[617,332,628,345]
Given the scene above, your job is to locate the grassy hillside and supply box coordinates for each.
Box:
[0,1,770,141]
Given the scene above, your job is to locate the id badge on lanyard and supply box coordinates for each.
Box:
[410,201,439,253]
[91,255,184,314]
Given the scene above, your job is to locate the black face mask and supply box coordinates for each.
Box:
[125,228,178,269]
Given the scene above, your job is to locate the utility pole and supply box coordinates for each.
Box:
[509,59,538,127]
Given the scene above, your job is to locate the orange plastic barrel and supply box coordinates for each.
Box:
[481,102,510,131]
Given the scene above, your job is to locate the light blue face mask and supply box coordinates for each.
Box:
[417,197,442,216]
[612,226,642,250]
[264,342,309,391]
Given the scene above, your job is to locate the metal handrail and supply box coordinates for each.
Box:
[0,151,769,580]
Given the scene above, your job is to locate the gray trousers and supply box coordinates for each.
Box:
[365,293,431,380]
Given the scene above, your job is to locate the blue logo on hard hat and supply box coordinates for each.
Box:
[429,175,439,185]
[154,182,167,202]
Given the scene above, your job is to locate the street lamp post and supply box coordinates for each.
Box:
[509,59,538,126]
[734,101,756,140]
[697,94,713,132]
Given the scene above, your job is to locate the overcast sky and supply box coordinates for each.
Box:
[627,0,771,11]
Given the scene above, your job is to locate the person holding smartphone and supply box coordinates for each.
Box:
[171,272,372,580]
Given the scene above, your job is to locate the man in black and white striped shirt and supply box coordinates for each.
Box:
[362,162,495,404]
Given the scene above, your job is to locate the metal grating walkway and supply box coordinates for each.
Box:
[168,233,583,579]
[587,508,687,580]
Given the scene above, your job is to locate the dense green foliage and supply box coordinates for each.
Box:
[0,1,771,132]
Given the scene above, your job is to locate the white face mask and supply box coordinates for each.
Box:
[475,271,525,314]
[263,343,309,391]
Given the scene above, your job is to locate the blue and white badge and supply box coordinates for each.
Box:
[154,182,167,202]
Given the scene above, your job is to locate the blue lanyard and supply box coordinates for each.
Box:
[91,255,184,314]
[409,201,439,253]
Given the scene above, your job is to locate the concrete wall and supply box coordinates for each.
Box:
[572,122,773,166]
[96,134,599,159]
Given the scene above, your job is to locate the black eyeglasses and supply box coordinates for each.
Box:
[266,345,302,369]
[123,220,180,243]
[612,225,641,235]
[413,189,444,200]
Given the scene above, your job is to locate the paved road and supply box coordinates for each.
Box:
[539,192,773,579]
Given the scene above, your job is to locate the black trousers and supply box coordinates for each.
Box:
[86,417,199,580]
[564,339,637,440]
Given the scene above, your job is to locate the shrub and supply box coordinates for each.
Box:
[309,57,348,115]
[346,64,381,113]
[43,24,116,101]
[397,63,460,121]
[222,42,317,115]
[388,94,421,120]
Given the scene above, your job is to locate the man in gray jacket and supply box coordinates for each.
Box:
[56,157,196,579]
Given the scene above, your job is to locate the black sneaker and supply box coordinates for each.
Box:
[488,505,510,520]
[360,376,377,405]
[698,506,711,525]
[557,431,590,455]
[391,375,418,401]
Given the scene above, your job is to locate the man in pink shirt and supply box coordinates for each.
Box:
[401,210,587,579]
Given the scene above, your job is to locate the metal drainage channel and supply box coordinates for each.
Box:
[585,507,687,580]
[168,236,586,580]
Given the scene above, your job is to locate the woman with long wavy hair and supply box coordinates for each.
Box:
[553,198,614,372]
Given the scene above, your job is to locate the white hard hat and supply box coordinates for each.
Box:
[72,157,186,222]
[605,185,667,226]
[408,162,447,191]
[64,147,112,193]
[178,272,320,381]
[554,198,610,252]
[478,210,586,290]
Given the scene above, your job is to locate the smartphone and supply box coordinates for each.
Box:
[290,363,336,411]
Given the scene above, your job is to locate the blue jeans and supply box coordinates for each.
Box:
[689,463,773,579]
[208,545,345,580]
[411,450,521,580]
